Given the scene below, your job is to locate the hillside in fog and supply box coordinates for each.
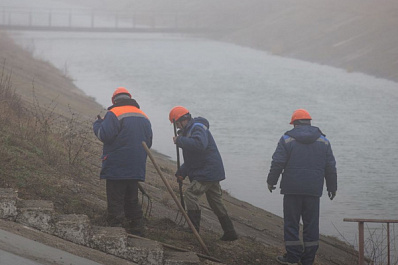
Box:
[68,0,398,83]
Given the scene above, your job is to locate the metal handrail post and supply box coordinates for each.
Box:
[358,221,364,265]
[387,222,390,265]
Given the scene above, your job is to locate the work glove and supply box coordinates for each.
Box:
[268,184,276,193]
[328,191,336,200]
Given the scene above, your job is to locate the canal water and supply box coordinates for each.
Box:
[5,0,398,252]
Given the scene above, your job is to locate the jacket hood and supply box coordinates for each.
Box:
[285,125,324,144]
[108,98,140,110]
[183,117,210,132]
[191,117,209,128]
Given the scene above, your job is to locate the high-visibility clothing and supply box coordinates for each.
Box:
[93,99,152,181]
[267,124,337,265]
[175,117,225,182]
[283,195,320,265]
[267,125,337,197]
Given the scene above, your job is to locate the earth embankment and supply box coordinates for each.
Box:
[0,29,359,264]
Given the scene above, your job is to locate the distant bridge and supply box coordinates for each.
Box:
[0,6,231,34]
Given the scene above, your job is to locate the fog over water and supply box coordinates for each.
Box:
[4,0,398,249]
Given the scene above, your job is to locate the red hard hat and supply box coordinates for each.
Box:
[290,109,312,124]
[112,87,131,104]
[169,106,189,123]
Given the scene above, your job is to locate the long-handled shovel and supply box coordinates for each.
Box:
[173,119,186,225]
[173,119,185,210]
[142,141,210,256]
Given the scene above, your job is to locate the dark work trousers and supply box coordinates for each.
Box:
[283,194,320,265]
[106,179,143,226]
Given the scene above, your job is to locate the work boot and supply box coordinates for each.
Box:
[106,214,124,227]
[218,215,238,241]
[276,254,300,265]
[187,210,201,233]
[126,218,145,237]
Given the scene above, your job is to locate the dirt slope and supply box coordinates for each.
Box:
[0,30,360,264]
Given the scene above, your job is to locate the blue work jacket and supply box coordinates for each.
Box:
[267,125,337,197]
[93,99,152,181]
[175,117,225,182]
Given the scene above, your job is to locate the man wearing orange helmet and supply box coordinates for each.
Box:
[267,109,337,265]
[168,106,238,241]
[93,87,152,236]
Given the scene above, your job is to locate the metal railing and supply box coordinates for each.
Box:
[0,6,232,34]
[344,218,398,265]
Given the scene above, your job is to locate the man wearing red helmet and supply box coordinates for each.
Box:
[169,106,238,241]
[267,109,337,265]
[93,87,152,236]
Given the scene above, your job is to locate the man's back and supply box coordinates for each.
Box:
[268,125,337,197]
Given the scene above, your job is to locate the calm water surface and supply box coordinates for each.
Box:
[9,25,398,247]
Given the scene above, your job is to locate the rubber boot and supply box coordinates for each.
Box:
[218,215,238,241]
[127,217,145,237]
[187,210,201,233]
[106,214,124,227]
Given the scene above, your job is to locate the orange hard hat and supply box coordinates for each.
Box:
[290,109,312,124]
[169,106,189,123]
[112,87,131,104]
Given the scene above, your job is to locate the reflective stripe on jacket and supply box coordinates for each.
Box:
[175,117,225,182]
[93,100,152,180]
[267,125,337,197]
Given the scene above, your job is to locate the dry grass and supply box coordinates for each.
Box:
[0,32,285,264]
[145,218,280,265]
[0,59,284,265]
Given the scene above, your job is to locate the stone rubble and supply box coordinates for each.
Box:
[0,188,220,265]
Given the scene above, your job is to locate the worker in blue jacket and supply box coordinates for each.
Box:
[169,106,238,241]
[93,87,152,236]
[267,109,337,265]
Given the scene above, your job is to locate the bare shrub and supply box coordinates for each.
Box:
[0,61,22,117]
[59,106,95,174]
[364,223,398,265]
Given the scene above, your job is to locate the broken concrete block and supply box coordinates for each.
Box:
[90,226,129,257]
[127,236,164,265]
[54,214,92,246]
[16,200,55,233]
[163,251,201,265]
[0,188,18,220]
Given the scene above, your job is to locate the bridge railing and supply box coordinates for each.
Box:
[344,218,398,265]
[0,6,229,34]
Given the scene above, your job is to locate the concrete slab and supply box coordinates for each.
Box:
[163,251,201,265]
[127,236,164,265]
[16,200,55,233]
[0,227,102,265]
[0,219,137,265]
[0,249,43,265]
[0,188,18,220]
[54,214,92,246]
